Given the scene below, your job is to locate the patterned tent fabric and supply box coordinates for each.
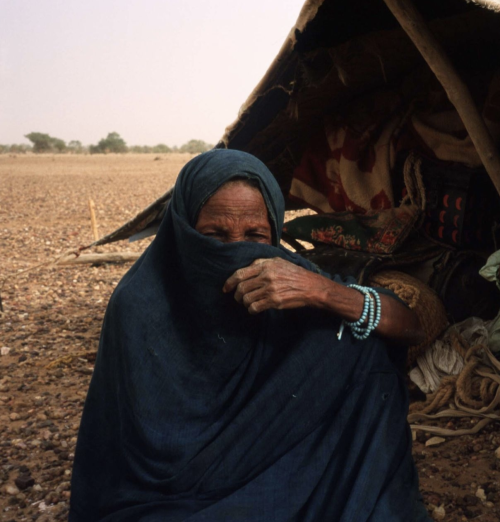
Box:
[289,71,500,215]
[285,71,500,253]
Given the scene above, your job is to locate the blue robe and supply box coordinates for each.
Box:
[70,149,430,521]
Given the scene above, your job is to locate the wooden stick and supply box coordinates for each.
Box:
[57,252,141,266]
[88,198,99,241]
[383,0,500,196]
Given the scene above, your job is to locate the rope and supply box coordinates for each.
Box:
[408,336,500,436]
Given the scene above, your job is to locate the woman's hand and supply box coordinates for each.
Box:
[224,257,425,346]
[223,258,326,314]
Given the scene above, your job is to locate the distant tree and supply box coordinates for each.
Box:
[91,132,127,153]
[25,132,53,152]
[179,139,212,154]
[25,132,66,153]
[68,140,84,153]
[52,138,66,152]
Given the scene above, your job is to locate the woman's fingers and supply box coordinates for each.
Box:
[234,277,264,304]
[225,257,319,313]
[223,258,270,293]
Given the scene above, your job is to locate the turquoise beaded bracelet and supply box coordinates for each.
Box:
[337,285,381,341]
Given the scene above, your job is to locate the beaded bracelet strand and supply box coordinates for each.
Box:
[337,285,381,341]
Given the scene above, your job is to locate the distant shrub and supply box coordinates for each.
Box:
[178,139,213,154]
[153,143,171,153]
[0,143,33,154]
[90,132,127,154]
[68,140,86,153]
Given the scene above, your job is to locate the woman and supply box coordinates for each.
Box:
[70,149,429,521]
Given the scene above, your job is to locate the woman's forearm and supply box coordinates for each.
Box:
[310,276,425,346]
[224,257,425,346]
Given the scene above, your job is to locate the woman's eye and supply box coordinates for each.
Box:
[247,233,268,241]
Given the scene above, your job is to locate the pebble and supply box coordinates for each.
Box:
[476,488,486,501]
[5,484,20,495]
[0,347,11,356]
[425,436,446,447]
[15,474,35,490]
[9,412,20,421]
[495,446,500,459]
[432,504,446,520]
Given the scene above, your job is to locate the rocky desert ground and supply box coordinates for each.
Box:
[1,154,500,521]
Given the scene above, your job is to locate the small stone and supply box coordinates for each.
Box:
[432,504,446,520]
[41,440,55,451]
[0,346,10,356]
[15,474,35,490]
[425,436,446,447]
[5,484,20,495]
[45,490,60,504]
[495,446,500,459]
[33,483,43,492]
[476,488,487,501]
[13,439,27,450]
[49,410,65,419]
[9,412,20,421]
[58,451,70,460]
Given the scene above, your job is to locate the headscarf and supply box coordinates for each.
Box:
[70,150,427,522]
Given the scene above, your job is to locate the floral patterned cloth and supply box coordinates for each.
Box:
[284,207,418,254]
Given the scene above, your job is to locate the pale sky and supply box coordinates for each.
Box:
[0,0,305,147]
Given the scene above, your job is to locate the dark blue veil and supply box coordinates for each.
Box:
[70,150,428,521]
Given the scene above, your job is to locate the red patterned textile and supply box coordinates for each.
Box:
[290,72,500,216]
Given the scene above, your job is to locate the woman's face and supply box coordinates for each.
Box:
[195,181,272,245]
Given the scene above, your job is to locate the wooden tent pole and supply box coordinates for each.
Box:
[383,0,500,196]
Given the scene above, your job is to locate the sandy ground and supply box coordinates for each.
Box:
[1,154,500,521]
